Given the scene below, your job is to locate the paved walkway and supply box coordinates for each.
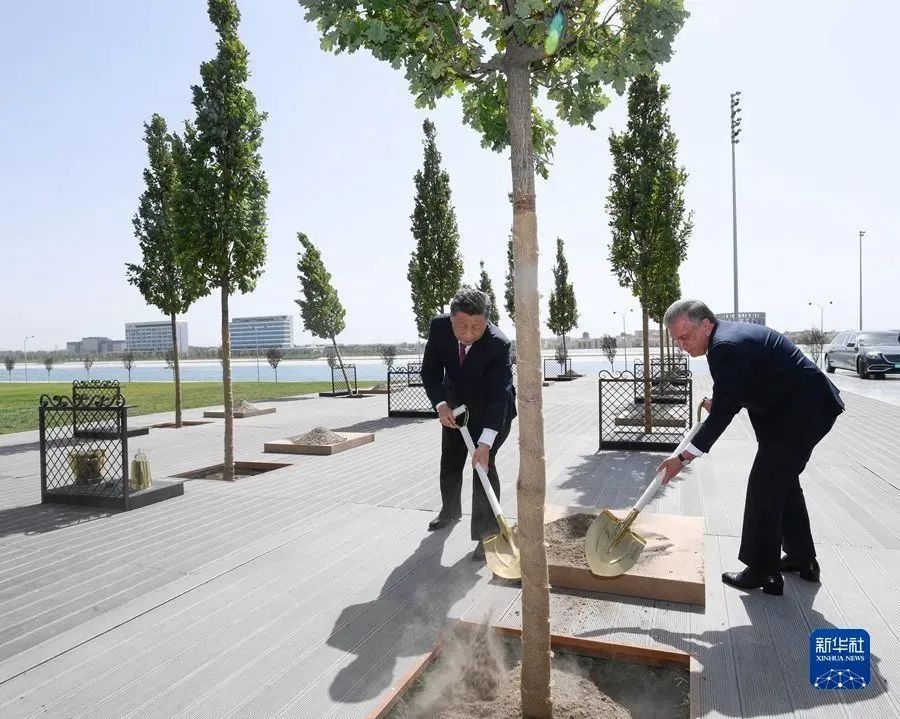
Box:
[0,373,898,717]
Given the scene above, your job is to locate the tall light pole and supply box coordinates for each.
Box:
[613,309,633,371]
[23,335,34,383]
[858,230,865,330]
[730,91,742,319]
[808,300,832,333]
[252,324,268,382]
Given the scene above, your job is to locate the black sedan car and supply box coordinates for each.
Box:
[825,330,900,379]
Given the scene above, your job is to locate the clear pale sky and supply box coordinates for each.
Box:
[1,1,897,351]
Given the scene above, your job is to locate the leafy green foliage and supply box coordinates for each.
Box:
[547,237,578,339]
[126,114,204,318]
[176,0,269,297]
[477,260,501,324]
[407,119,464,337]
[295,232,347,342]
[607,72,692,310]
[300,1,688,178]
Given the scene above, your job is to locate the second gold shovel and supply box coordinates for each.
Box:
[585,415,704,578]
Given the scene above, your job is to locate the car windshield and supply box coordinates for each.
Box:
[858,332,900,346]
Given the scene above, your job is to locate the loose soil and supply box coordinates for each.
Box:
[544,513,673,569]
[233,399,259,413]
[389,622,688,719]
[288,426,345,445]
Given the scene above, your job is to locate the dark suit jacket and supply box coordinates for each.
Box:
[421,315,516,434]
[693,320,844,453]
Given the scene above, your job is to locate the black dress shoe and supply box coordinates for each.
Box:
[427,515,460,531]
[780,556,820,582]
[722,568,784,595]
[472,542,485,562]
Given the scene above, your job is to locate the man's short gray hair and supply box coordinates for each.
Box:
[450,287,491,318]
[664,299,717,328]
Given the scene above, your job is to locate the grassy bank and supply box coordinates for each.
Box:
[0,381,345,435]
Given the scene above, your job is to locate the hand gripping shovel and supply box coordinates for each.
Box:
[585,404,706,577]
[452,405,521,580]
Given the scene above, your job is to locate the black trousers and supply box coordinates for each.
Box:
[739,411,838,573]
[438,420,511,541]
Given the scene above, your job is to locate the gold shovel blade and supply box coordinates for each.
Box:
[585,509,647,577]
[483,516,521,580]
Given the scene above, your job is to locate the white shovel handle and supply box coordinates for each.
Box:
[452,405,504,520]
[632,420,704,513]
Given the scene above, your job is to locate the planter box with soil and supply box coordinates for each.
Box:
[173,460,291,481]
[264,426,375,456]
[543,505,705,605]
[372,621,693,719]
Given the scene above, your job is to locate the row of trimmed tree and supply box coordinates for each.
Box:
[125,0,350,480]
[408,120,580,352]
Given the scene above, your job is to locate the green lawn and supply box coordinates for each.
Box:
[0,381,351,435]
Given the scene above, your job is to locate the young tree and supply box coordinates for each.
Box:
[176,0,269,481]
[44,354,55,380]
[299,3,686,714]
[803,327,827,366]
[546,237,578,365]
[122,352,136,382]
[607,73,692,432]
[477,260,501,324]
[295,232,353,395]
[266,347,284,381]
[504,234,516,322]
[407,119,464,338]
[83,356,94,377]
[126,114,204,429]
[379,344,397,368]
[601,334,618,371]
[4,356,14,382]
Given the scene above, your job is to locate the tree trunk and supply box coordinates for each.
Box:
[331,337,353,395]
[221,286,234,481]
[642,306,652,433]
[171,313,183,429]
[562,334,568,374]
[506,57,552,719]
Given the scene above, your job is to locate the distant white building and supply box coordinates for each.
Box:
[65,337,126,355]
[718,311,766,325]
[126,321,189,352]
[230,315,293,350]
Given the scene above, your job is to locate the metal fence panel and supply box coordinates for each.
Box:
[599,370,693,451]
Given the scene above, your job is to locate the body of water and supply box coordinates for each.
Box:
[3,350,710,384]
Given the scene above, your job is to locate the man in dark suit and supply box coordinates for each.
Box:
[420,288,517,561]
[658,299,844,596]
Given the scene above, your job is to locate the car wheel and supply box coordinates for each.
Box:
[825,355,835,374]
[857,359,870,379]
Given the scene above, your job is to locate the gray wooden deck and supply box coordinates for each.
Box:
[1,373,898,718]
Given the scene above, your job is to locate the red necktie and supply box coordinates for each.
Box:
[459,343,467,366]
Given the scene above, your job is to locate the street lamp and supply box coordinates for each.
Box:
[251,324,268,382]
[613,309,634,371]
[730,90,742,319]
[23,335,34,383]
[808,300,832,334]
[858,230,865,330]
